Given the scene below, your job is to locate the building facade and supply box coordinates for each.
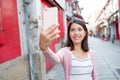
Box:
[0,0,82,80]
[95,0,120,41]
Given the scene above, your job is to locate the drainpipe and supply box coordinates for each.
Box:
[23,0,34,80]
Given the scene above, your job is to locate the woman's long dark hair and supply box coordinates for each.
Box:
[66,19,89,52]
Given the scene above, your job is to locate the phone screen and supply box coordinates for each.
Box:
[43,7,58,30]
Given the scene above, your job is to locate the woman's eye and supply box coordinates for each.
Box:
[71,29,75,31]
[78,28,82,31]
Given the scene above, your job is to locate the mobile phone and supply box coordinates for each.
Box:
[43,7,58,30]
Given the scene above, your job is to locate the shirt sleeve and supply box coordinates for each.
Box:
[42,47,64,65]
[90,50,99,80]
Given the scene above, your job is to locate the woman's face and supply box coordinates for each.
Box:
[69,23,86,44]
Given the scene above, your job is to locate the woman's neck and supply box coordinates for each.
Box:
[74,43,82,52]
[72,44,86,55]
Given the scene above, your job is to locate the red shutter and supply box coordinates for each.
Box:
[58,10,64,38]
[0,0,5,47]
[0,0,21,63]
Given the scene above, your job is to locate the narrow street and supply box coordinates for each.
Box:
[47,37,120,80]
[89,37,120,80]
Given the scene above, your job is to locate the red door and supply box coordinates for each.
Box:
[0,0,5,47]
[115,21,120,40]
[58,10,64,38]
[0,0,21,63]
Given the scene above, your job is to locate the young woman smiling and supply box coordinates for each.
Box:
[39,19,98,80]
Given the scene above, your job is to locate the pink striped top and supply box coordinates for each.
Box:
[42,47,98,80]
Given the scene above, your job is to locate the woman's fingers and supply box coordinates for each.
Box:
[47,29,60,41]
[50,34,60,42]
[39,24,60,51]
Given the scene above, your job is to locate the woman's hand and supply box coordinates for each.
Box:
[39,24,60,51]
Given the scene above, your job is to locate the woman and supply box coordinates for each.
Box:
[40,19,98,80]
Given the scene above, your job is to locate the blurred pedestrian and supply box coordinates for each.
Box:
[102,34,105,40]
[112,34,115,43]
[39,19,98,80]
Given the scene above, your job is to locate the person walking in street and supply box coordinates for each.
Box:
[39,19,98,80]
[112,34,115,43]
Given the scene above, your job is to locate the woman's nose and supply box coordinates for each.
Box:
[74,30,79,34]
